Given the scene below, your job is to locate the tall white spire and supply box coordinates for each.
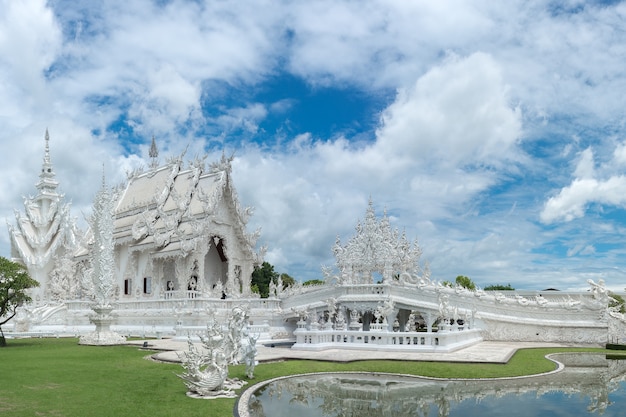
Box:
[8,129,79,302]
[36,129,59,196]
[79,169,126,345]
[149,135,159,168]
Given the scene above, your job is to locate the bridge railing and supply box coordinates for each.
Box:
[293,327,482,351]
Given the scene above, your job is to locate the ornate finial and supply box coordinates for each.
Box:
[149,136,159,168]
[43,128,51,168]
[101,163,106,188]
[149,136,158,158]
[209,151,235,174]
[37,129,59,194]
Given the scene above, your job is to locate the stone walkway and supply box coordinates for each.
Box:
[127,338,572,364]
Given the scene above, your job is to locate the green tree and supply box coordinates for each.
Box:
[251,262,278,298]
[609,291,626,314]
[303,279,325,286]
[279,273,296,289]
[0,256,39,346]
[251,263,296,298]
[454,275,476,290]
[484,283,515,291]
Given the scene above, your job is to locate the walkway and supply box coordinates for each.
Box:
[127,338,575,364]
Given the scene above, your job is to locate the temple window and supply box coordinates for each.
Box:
[143,277,152,294]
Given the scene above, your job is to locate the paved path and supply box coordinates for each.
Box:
[127,338,572,364]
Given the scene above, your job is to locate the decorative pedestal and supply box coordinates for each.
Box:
[79,305,126,345]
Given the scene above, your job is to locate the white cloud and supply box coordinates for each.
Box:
[541,178,600,223]
[573,148,595,179]
[567,244,596,257]
[286,0,493,89]
[611,142,626,168]
[0,0,61,131]
[374,52,521,170]
[541,144,626,224]
[216,104,268,134]
[0,0,60,85]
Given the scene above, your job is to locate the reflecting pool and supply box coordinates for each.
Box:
[244,353,626,416]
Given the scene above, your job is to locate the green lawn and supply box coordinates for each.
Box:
[0,338,616,417]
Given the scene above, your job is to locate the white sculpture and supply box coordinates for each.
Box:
[334,308,346,330]
[243,333,259,379]
[177,306,254,398]
[225,305,248,364]
[79,174,125,346]
[177,331,246,399]
[588,279,609,302]
[377,299,394,324]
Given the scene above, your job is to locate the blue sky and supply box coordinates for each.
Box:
[2,0,626,290]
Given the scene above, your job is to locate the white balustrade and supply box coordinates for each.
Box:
[175,323,271,340]
[293,326,482,352]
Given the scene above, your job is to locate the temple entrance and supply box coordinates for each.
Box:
[204,236,228,290]
[163,261,175,291]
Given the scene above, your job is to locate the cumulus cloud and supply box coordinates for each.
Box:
[541,145,626,224]
[0,0,61,132]
[375,52,521,168]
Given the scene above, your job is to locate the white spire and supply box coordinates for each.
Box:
[149,135,159,168]
[36,129,59,196]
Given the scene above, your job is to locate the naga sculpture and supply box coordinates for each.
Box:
[177,305,256,398]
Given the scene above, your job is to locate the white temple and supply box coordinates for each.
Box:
[5,131,626,350]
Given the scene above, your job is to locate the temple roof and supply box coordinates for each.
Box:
[110,153,258,257]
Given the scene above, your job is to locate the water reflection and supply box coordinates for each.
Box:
[247,354,626,417]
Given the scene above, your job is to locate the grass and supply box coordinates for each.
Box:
[0,338,619,417]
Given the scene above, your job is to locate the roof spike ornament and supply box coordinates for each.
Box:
[36,128,59,195]
[149,135,159,168]
[209,150,235,174]
[43,128,51,165]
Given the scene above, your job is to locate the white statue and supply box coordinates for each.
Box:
[225,305,248,364]
[243,333,259,379]
[177,312,249,398]
[177,338,229,397]
[269,279,277,298]
[334,308,346,330]
[588,279,609,302]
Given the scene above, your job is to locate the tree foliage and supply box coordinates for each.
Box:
[454,275,476,290]
[251,262,277,298]
[609,291,626,314]
[484,283,515,291]
[0,256,39,346]
[251,262,296,298]
[303,279,325,286]
[279,273,296,288]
